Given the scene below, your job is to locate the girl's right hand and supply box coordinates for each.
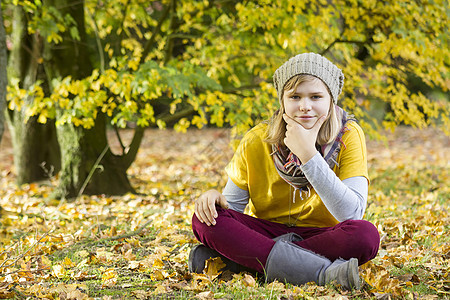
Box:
[194,189,229,226]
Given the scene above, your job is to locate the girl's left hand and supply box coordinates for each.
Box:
[283,114,327,164]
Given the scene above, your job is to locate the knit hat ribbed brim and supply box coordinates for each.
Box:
[273,53,344,104]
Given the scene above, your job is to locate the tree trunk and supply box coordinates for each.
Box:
[8,116,61,182]
[56,113,141,197]
[0,4,7,143]
[6,5,61,184]
[42,0,140,198]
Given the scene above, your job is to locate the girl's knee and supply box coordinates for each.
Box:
[339,220,380,263]
[355,220,380,246]
[192,206,227,228]
[191,208,230,237]
[191,213,202,231]
[351,220,380,262]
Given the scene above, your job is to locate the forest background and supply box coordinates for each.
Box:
[0,0,448,299]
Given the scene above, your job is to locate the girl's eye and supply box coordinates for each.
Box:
[311,95,322,100]
[290,95,300,100]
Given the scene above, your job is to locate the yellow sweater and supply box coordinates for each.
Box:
[225,121,368,228]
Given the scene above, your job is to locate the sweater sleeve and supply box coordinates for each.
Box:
[222,177,249,213]
[300,152,368,221]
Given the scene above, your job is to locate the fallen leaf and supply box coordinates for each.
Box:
[203,257,226,279]
[71,271,96,281]
[152,284,167,295]
[101,268,118,288]
[52,265,66,278]
[62,256,76,268]
[151,269,169,281]
[242,274,256,287]
[373,292,391,300]
[266,281,285,291]
[191,273,211,291]
[196,291,214,300]
[123,248,136,260]
[0,283,15,299]
[397,273,420,284]
[128,260,141,270]
[153,258,165,268]
[66,289,89,300]
[132,290,152,299]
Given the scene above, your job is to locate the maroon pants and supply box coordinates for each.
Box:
[192,206,380,273]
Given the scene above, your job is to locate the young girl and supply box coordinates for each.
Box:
[189,53,380,289]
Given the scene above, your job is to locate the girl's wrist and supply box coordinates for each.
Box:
[298,149,318,164]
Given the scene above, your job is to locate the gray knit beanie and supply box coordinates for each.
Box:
[273,52,344,104]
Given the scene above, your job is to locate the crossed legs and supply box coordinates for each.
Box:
[192,206,380,273]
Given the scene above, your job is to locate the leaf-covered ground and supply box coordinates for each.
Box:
[0,126,448,299]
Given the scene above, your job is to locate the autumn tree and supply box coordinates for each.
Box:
[41,0,137,197]
[0,1,7,143]
[3,0,224,198]
[3,0,449,198]
[5,2,61,184]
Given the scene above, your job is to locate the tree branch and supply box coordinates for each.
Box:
[114,125,126,154]
[86,8,105,73]
[164,0,177,64]
[77,144,110,199]
[121,126,145,169]
[104,219,152,241]
[0,4,7,143]
[0,229,53,270]
[119,0,131,38]
[139,3,172,65]
[321,37,380,56]
[155,107,195,125]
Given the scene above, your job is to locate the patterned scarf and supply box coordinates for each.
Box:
[271,106,353,194]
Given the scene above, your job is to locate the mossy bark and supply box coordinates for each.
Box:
[42,0,140,198]
[6,1,143,196]
[6,6,61,184]
[0,4,7,143]
[55,113,140,198]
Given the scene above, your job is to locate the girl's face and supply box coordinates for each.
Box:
[283,78,331,130]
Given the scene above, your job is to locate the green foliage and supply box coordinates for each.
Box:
[3,0,450,137]
[9,0,79,43]
[14,60,221,130]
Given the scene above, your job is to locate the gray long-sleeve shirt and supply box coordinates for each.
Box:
[223,152,368,222]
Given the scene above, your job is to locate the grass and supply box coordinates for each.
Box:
[0,126,448,299]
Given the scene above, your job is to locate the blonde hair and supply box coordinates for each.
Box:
[265,75,341,146]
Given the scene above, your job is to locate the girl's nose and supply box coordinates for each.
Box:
[299,99,312,111]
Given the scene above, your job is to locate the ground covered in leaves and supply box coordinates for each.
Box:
[0,126,448,299]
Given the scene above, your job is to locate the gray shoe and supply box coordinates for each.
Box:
[188,244,222,273]
[265,240,360,290]
[188,244,255,274]
[321,257,360,289]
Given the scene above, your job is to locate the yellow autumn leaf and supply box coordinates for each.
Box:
[152,284,167,295]
[196,291,214,300]
[132,290,152,299]
[203,257,226,279]
[52,265,66,278]
[152,258,165,269]
[62,257,76,268]
[242,274,256,287]
[38,255,52,270]
[67,289,89,300]
[266,281,285,291]
[37,113,47,124]
[101,268,118,288]
[128,261,141,270]
[123,248,136,261]
[150,269,169,281]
